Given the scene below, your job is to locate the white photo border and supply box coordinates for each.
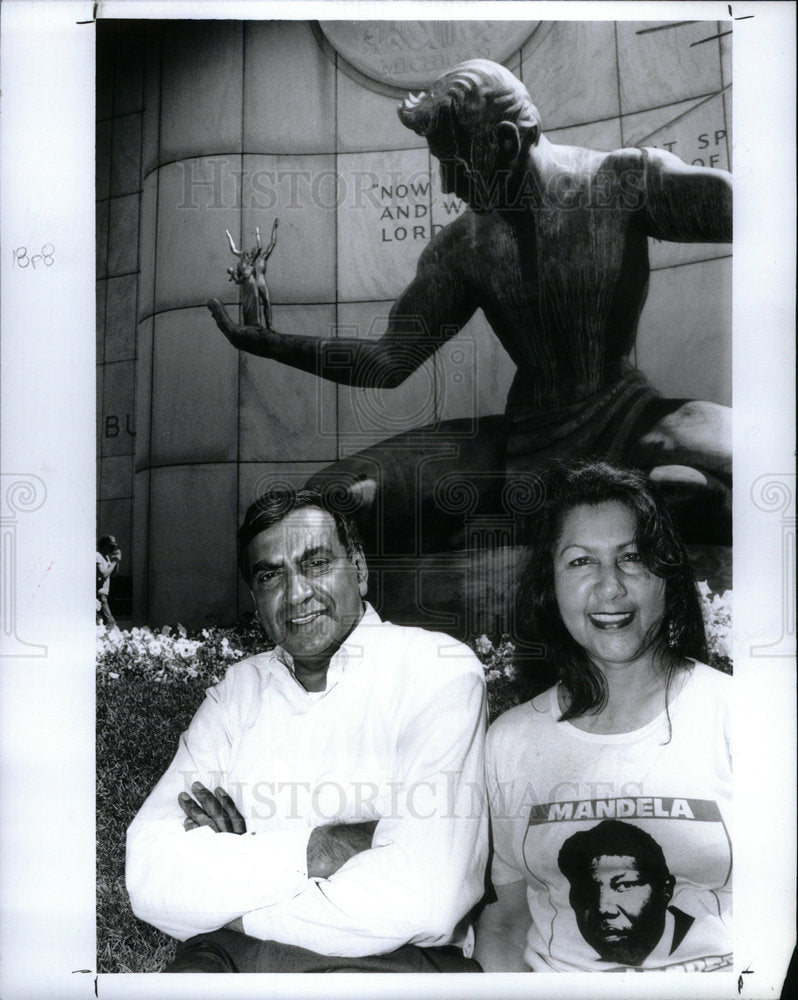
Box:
[0,2,794,998]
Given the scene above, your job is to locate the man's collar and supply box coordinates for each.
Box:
[272,602,382,691]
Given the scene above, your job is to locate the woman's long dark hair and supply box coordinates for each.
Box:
[515,460,709,721]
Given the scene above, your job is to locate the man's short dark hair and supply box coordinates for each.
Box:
[98,535,119,554]
[558,820,671,888]
[237,487,364,585]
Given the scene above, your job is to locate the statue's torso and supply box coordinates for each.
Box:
[445,149,653,412]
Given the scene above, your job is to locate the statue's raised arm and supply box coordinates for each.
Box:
[207,222,477,388]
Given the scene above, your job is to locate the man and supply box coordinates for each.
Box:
[208,59,732,551]
[126,488,487,973]
[558,820,694,968]
[96,534,122,628]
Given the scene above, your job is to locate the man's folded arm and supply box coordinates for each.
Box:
[240,664,488,956]
[126,815,311,939]
[125,681,311,941]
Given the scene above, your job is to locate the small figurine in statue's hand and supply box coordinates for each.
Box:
[208,221,282,356]
[224,219,278,328]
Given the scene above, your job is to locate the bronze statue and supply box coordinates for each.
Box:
[223,219,278,330]
[208,60,732,553]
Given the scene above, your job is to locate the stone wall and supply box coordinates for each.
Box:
[95,19,732,627]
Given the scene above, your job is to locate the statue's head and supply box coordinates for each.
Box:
[398,59,541,211]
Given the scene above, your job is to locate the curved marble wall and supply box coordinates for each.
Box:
[95,19,732,626]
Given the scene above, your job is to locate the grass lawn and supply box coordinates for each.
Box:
[97,674,206,972]
[95,633,529,973]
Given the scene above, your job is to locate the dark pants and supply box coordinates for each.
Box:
[164,929,482,973]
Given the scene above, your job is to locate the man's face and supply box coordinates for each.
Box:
[246,507,367,684]
[572,854,668,966]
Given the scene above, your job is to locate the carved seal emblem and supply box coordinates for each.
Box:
[317,20,538,94]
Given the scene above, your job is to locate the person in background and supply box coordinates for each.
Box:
[96,534,122,629]
[476,460,731,973]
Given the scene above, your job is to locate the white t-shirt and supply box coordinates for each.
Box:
[486,660,732,972]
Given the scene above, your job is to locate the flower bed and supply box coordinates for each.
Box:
[96,621,264,687]
[97,582,731,715]
[697,581,732,674]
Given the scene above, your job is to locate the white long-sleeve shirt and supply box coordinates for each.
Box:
[126,604,488,956]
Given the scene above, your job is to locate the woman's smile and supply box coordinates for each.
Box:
[554,501,666,673]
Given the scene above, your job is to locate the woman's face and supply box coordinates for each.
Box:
[553,501,667,673]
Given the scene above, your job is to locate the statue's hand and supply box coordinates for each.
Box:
[207,298,274,357]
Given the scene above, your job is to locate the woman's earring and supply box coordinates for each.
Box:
[668,619,679,648]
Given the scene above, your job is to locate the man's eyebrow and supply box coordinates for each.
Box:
[250,558,281,575]
[301,545,334,561]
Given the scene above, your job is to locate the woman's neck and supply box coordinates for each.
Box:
[562,654,690,735]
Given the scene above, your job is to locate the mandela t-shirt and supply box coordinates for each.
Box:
[486,661,732,972]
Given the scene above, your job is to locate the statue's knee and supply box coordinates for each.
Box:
[649,464,730,507]
[649,464,710,488]
[636,401,731,477]
[303,469,380,527]
[660,401,731,444]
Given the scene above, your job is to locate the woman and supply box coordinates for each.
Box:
[476,460,731,972]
